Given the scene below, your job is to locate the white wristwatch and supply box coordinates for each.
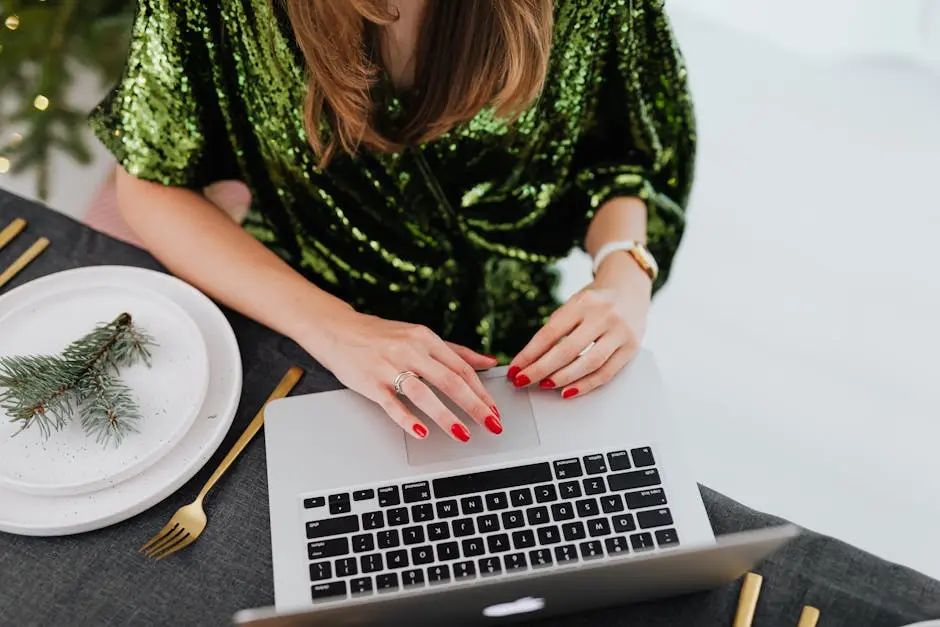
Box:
[591,240,659,282]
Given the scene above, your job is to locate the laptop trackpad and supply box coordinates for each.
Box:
[405,380,541,467]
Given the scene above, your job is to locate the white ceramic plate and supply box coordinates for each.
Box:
[0,282,210,496]
[0,266,242,536]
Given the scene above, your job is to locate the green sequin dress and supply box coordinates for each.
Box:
[89,0,696,359]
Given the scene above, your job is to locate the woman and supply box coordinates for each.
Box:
[90,0,694,443]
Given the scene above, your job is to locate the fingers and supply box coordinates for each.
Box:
[507,303,581,383]
[559,345,635,399]
[539,334,621,390]
[421,355,503,436]
[398,374,475,442]
[376,391,430,440]
[445,341,500,371]
[512,316,605,389]
[434,343,500,416]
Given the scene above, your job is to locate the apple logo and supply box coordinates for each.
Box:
[482,596,546,618]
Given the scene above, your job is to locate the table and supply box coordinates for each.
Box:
[0,190,937,627]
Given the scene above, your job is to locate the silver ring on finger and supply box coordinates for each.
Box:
[393,370,421,395]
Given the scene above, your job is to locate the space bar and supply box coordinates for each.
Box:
[432,462,553,498]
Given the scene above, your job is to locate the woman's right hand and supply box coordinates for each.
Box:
[305,311,504,442]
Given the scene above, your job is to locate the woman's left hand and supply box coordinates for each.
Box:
[507,253,653,399]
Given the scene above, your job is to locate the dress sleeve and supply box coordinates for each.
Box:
[88,0,230,189]
[565,0,696,291]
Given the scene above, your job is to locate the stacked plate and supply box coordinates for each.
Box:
[0,266,242,536]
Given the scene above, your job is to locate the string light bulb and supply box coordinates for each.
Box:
[0,158,10,175]
[4,15,20,30]
[33,95,50,111]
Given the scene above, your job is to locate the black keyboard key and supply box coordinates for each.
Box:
[559,481,582,499]
[378,486,400,507]
[377,529,400,549]
[605,536,630,555]
[436,500,459,519]
[329,493,350,504]
[402,526,425,545]
[655,528,680,548]
[583,454,608,475]
[504,553,527,571]
[626,488,668,510]
[362,511,384,530]
[537,525,561,545]
[308,537,349,560]
[553,458,583,479]
[351,534,374,553]
[487,533,511,553]
[349,577,372,596]
[637,508,673,529]
[350,577,373,595]
[631,447,655,467]
[311,581,346,602]
[575,498,599,518]
[437,541,460,561]
[512,529,536,549]
[462,537,486,557]
[386,549,408,569]
[335,557,358,577]
[433,463,553,498]
[461,496,484,515]
[502,510,525,529]
[376,573,399,592]
[361,553,383,573]
[562,521,586,542]
[309,561,332,581]
[608,469,661,492]
[554,544,578,563]
[587,517,612,537]
[387,507,409,526]
[403,481,432,503]
[534,484,558,503]
[453,518,476,537]
[583,477,606,496]
[427,565,451,584]
[527,506,550,525]
[607,450,631,471]
[601,494,625,514]
[630,532,655,551]
[612,514,637,533]
[306,515,359,539]
[353,489,374,501]
[529,548,553,568]
[485,492,509,511]
[453,561,476,579]
[478,557,502,576]
[303,496,325,509]
[411,503,434,523]
[579,540,604,560]
[551,503,575,521]
[402,569,425,587]
[428,521,450,541]
[411,545,434,565]
[510,488,533,507]
[478,514,500,533]
[329,493,351,515]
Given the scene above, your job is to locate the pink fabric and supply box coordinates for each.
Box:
[84,169,252,248]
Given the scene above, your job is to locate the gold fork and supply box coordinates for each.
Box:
[0,237,50,290]
[0,218,26,251]
[140,366,304,560]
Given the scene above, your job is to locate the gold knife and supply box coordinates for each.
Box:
[0,237,50,290]
[0,218,26,251]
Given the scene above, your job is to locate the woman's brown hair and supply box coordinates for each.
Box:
[284,0,554,167]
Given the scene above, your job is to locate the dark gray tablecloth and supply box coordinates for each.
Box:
[0,190,938,627]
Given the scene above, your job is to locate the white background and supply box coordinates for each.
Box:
[2,1,940,580]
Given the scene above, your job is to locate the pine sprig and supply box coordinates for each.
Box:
[0,313,156,447]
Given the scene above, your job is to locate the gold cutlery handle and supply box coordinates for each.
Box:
[196,366,304,502]
[797,606,820,627]
[0,237,49,289]
[0,218,26,251]
[732,572,763,627]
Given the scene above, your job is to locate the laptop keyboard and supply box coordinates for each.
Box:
[301,447,678,603]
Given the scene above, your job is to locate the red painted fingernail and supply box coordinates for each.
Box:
[484,416,503,435]
[485,354,499,362]
[412,424,428,438]
[451,423,471,442]
[540,379,556,389]
[562,388,579,399]
[507,365,520,380]
[491,405,501,419]
[513,374,531,388]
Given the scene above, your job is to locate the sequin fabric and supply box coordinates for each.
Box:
[89,0,696,360]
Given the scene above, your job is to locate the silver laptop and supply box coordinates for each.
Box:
[237,350,797,625]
